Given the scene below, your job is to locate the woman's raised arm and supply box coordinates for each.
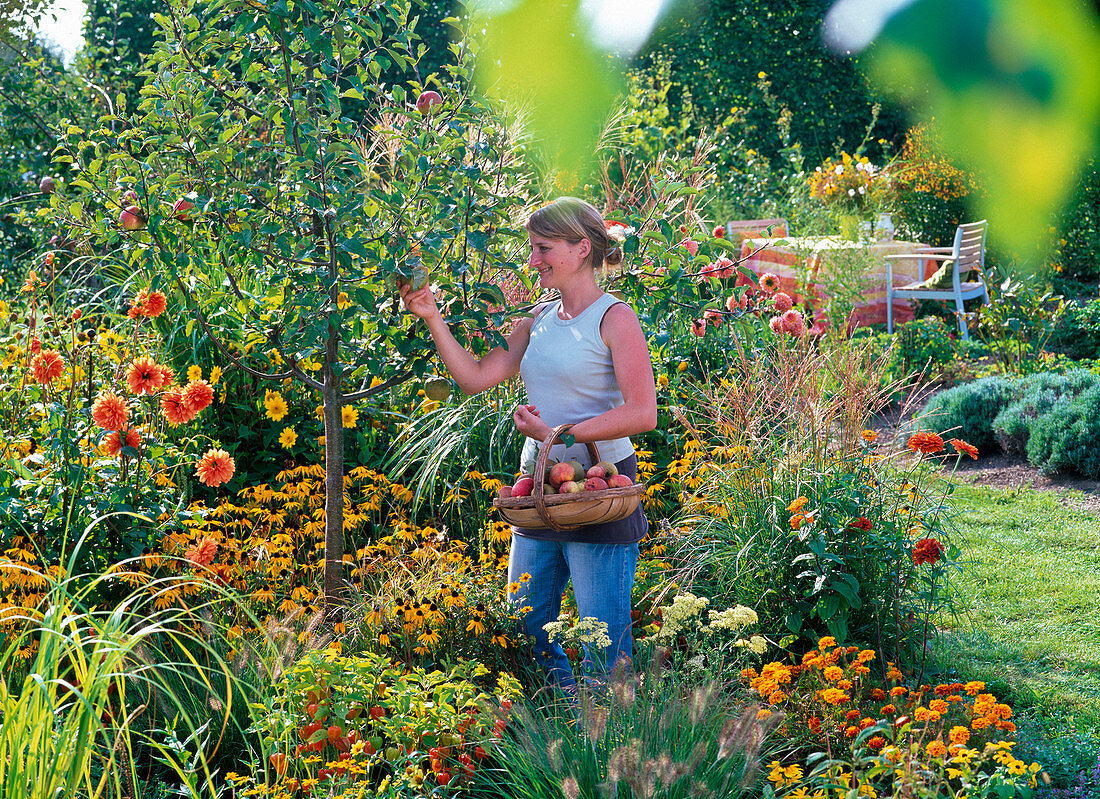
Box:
[400,283,536,395]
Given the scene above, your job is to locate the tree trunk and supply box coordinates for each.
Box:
[322,330,345,613]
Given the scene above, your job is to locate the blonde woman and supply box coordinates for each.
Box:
[401,196,657,692]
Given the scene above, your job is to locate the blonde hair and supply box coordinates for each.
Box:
[525,196,623,271]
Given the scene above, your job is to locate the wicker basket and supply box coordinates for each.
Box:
[492,423,644,532]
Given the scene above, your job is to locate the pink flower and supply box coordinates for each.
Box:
[780,309,807,337]
[809,322,827,336]
[773,291,793,312]
[769,316,784,334]
[681,239,699,256]
[691,318,707,337]
[704,309,724,327]
[759,273,780,294]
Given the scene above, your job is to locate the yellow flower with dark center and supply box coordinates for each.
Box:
[187,365,202,382]
[342,406,359,428]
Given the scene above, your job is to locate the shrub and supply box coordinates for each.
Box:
[1050,162,1100,283]
[992,371,1099,455]
[919,376,1021,453]
[1050,298,1100,361]
[1026,383,1100,478]
[893,317,957,377]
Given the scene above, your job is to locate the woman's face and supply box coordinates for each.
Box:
[527,233,591,290]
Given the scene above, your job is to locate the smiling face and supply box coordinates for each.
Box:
[528,234,591,291]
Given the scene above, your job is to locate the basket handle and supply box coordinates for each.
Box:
[531,423,602,531]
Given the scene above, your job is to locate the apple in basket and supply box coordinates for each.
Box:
[559,481,582,494]
[584,476,608,491]
[497,486,512,499]
[586,461,618,480]
[567,459,586,481]
[549,462,575,488]
[607,474,633,488]
[511,476,534,497]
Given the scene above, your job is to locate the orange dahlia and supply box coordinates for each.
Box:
[30,349,65,384]
[181,379,214,413]
[130,288,168,319]
[161,388,196,426]
[105,428,141,456]
[126,356,169,395]
[948,438,978,459]
[185,535,218,567]
[906,431,944,455]
[196,448,234,487]
[91,392,129,431]
[758,272,780,294]
[911,537,945,566]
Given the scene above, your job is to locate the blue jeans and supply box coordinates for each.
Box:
[507,535,639,693]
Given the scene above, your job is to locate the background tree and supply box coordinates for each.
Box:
[52,0,534,610]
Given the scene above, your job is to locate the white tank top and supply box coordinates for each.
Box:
[518,293,634,469]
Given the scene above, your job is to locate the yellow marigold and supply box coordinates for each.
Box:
[925,740,947,758]
[914,707,931,722]
[187,365,202,382]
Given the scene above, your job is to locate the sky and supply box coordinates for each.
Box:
[33,0,669,64]
[33,0,86,62]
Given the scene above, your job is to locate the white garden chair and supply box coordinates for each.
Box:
[885,220,990,340]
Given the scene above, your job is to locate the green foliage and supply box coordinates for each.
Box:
[893,316,957,376]
[992,371,1099,456]
[1051,162,1100,282]
[473,666,779,799]
[639,0,908,169]
[976,275,1065,375]
[1050,296,1100,361]
[1026,383,1100,478]
[920,375,1020,453]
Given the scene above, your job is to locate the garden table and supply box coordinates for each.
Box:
[737,236,937,329]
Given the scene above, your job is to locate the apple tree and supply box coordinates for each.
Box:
[50,0,535,609]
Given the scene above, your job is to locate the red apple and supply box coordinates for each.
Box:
[584,477,608,492]
[172,196,195,221]
[511,476,534,497]
[595,460,618,478]
[122,189,139,205]
[119,205,146,231]
[549,461,574,488]
[497,486,512,499]
[607,474,633,488]
[39,176,56,195]
[586,464,606,480]
[416,90,443,115]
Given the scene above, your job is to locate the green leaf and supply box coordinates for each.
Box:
[340,87,366,100]
[474,0,623,178]
[866,0,1100,268]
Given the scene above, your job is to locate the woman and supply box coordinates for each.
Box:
[400,196,657,692]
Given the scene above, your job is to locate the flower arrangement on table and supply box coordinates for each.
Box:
[807,152,894,239]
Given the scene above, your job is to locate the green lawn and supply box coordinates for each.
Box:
[931,482,1100,780]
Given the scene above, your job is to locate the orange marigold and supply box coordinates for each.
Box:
[860,429,878,443]
[127,356,169,395]
[949,726,970,745]
[907,431,944,455]
[91,392,129,431]
[912,537,945,566]
[870,688,886,700]
[31,349,65,384]
[925,740,947,758]
[880,704,896,715]
[105,428,142,456]
[182,379,214,413]
[818,688,850,705]
[867,736,885,750]
[964,681,986,695]
[948,438,978,459]
[845,725,859,738]
[186,535,218,567]
[196,448,235,487]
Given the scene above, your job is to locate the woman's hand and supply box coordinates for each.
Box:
[399,282,442,322]
[513,404,551,442]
